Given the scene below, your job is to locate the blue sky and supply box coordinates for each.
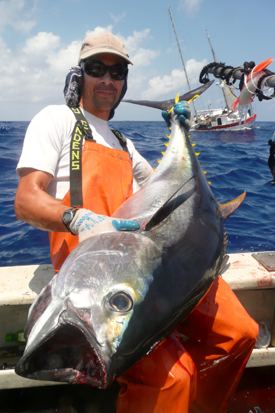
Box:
[1,0,275,121]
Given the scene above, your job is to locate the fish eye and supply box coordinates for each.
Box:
[108,292,133,312]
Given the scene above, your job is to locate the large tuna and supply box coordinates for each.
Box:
[15,84,245,388]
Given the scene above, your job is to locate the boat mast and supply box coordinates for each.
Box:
[205,30,236,111]
[168,7,198,120]
[205,30,218,63]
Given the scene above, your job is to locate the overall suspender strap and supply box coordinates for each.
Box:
[67,105,129,207]
[111,129,129,153]
[68,105,95,207]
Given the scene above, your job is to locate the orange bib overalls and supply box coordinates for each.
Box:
[49,139,133,273]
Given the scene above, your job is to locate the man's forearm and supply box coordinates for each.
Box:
[15,169,70,233]
[15,187,70,232]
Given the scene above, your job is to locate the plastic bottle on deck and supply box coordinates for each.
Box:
[5,329,26,345]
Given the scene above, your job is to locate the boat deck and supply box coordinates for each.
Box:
[0,251,274,390]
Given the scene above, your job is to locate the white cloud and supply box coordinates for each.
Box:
[125,32,159,68]
[0,30,79,106]
[23,32,60,56]
[0,0,37,33]
[47,40,82,72]
[0,26,161,112]
[179,0,204,17]
[85,25,114,37]
[139,58,208,100]
[0,24,209,119]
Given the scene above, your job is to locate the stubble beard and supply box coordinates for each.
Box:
[92,86,119,111]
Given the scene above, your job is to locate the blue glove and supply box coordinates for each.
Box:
[70,209,140,243]
[162,101,191,132]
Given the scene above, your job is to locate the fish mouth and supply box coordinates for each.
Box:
[15,324,109,389]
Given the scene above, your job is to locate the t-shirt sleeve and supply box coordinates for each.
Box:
[125,138,153,186]
[16,106,70,177]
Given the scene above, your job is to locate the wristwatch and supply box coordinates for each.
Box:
[62,208,79,234]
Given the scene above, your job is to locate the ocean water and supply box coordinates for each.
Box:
[0,120,275,268]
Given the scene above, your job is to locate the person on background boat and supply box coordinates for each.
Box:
[14,32,258,413]
[268,139,275,182]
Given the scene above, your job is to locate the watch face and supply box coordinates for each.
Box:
[63,210,73,224]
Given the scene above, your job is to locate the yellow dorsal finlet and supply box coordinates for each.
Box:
[192,143,196,147]
[195,152,200,156]
[168,93,180,114]
[204,171,207,175]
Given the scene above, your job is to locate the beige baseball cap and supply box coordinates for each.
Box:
[78,33,133,65]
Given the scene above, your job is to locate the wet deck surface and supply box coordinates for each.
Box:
[228,366,275,413]
[0,380,119,413]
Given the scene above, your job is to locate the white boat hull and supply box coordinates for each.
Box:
[191,110,256,132]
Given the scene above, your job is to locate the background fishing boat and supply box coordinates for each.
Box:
[192,31,256,131]
[168,7,256,131]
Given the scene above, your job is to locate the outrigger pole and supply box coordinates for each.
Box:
[200,60,275,100]
[201,65,275,87]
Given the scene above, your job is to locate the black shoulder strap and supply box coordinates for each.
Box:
[68,105,95,207]
[111,129,129,153]
[68,105,95,141]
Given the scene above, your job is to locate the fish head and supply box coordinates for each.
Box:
[15,231,162,388]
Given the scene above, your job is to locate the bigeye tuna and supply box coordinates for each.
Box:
[15,83,245,388]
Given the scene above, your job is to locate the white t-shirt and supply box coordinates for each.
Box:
[16,105,153,200]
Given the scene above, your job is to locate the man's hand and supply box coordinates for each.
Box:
[70,209,140,243]
[162,101,191,132]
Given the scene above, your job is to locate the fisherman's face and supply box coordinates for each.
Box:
[79,53,126,120]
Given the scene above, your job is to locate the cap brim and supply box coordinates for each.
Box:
[79,48,133,65]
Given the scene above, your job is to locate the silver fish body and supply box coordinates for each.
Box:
[15,103,243,388]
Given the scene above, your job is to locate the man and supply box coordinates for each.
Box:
[15,32,258,413]
[268,139,275,181]
[14,33,154,273]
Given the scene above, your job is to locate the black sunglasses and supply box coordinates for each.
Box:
[82,60,128,81]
